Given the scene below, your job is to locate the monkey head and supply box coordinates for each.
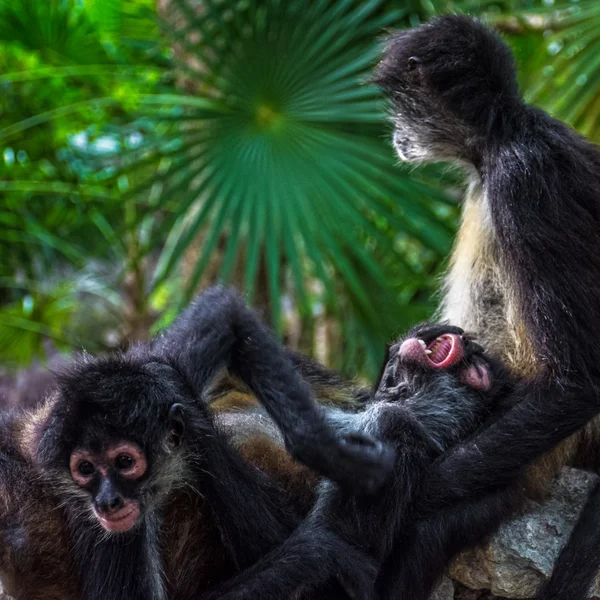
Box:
[374,15,520,165]
[375,324,511,452]
[377,323,508,404]
[33,355,189,534]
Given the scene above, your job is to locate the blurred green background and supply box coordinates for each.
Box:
[0,0,597,379]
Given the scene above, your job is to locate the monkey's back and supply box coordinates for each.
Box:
[0,411,76,600]
[441,126,600,496]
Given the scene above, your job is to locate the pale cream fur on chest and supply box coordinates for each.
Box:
[439,184,540,378]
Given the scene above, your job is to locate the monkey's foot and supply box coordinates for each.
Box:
[292,432,395,495]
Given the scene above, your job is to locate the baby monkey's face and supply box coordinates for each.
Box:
[377,324,495,403]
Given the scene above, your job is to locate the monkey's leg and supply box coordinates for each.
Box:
[375,384,599,600]
[534,480,600,600]
[161,286,394,493]
[201,517,378,600]
[204,414,429,600]
[377,485,523,600]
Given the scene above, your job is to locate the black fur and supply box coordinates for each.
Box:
[201,324,514,599]
[374,15,600,600]
[155,286,394,493]
[31,287,393,600]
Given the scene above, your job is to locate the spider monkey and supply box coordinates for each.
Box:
[0,286,393,600]
[201,323,516,599]
[374,15,600,599]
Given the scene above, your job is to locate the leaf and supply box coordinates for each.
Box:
[111,0,457,375]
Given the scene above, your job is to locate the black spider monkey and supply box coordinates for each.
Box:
[201,323,516,599]
[0,287,392,600]
[373,15,600,599]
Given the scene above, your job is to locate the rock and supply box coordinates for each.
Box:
[449,468,599,598]
[454,584,506,599]
[431,576,455,599]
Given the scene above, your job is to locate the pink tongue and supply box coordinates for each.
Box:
[398,338,429,364]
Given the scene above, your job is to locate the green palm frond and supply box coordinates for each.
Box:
[84,0,162,62]
[513,0,600,142]
[0,276,114,367]
[119,0,455,372]
[0,0,108,64]
[480,1,600,142]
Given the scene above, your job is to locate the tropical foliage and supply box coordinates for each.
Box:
[0,0,597,377]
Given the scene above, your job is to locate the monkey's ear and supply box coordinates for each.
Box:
[407,56,421,71]
[167,403,185,450]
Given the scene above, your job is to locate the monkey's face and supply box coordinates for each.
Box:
[374,16,519,165]
[69,440,147,533]
[375,34,470,164]
[63,401,186,535]
[35,359,189,534]
[376,324,499,402]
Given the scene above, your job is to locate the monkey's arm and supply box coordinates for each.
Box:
[379,396,600,600]
[202,408,434,600]
[422,379,599,505]
[157,286,394,493]
[377,382,599,600]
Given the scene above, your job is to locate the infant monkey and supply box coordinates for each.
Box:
[205,323,513,599]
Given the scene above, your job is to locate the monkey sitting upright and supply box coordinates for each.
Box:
[0,287,393,600]
[373,15,600,599]
[202,323,518,600]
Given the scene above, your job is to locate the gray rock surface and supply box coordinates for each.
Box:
[432,576,456,599]
[449,468,599,598]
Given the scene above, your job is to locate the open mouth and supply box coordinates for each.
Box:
[399,333,464,369]
[425,334,463,367]
[95,504,140,533]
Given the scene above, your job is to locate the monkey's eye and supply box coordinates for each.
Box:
[115,454,134,470]
[78,461,95,476]
[407,56,421,71]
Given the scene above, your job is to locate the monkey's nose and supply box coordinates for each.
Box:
[98,495,124,514]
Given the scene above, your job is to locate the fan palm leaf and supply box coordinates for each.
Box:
[513,0,600,142]
[123,0,456,364]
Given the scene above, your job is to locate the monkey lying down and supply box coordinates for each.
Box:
[205,323,517,600]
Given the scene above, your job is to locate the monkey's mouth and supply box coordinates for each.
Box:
[392,134,412,161]
[399,333,464,368]
[95,503,140,533]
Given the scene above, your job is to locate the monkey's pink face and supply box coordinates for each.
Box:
[398,333,491,391]
[70,442,147,533]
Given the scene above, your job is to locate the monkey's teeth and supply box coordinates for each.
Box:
[425,349,432,355]
[418,340,427,349]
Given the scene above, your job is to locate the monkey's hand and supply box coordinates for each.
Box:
[288,428,395,495]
